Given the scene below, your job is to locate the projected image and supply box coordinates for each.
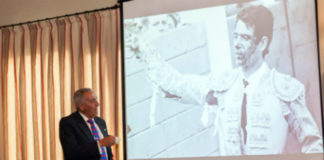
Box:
[124,0,323,159]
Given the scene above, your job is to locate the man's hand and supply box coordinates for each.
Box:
[206,90,218,105]
[127,125,131,134]
[99,135,117,147]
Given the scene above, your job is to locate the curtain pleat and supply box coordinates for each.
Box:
[0,8,122,160]
[8,28,18,160]
[24,24,36,160]
[70,16,82,91]
[33,24,43,160]
[61,20,73,117]
[51,20,63,160]
[0,29,3,160]
[89,14,100,98]
[115,9,124,159]
[80,15,93,88]
[39,21,52,160]
[14,26,23,160]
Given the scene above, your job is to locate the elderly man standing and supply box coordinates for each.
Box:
[59,88,118,160]
[140,5,323,155]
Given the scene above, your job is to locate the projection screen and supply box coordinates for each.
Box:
[122,0,324,159]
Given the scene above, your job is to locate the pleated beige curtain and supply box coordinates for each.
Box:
[0,8,124,160]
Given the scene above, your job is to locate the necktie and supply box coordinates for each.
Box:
[241,79,248,145]
[87,119,108,160]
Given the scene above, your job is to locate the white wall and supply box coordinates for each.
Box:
[0,0,117,26]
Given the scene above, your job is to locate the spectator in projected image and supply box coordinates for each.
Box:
[125,13,181,59]
[138,5,323,155]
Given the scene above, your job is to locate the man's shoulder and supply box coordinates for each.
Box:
[94,117,107,130]
[60,112,81,124]
[271,69,304,101]
[94,116,106,124]
[210,69,239,92]
[66,111,80,118]
[94,116,105,121]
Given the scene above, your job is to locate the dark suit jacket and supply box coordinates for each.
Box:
[59,111,113,160]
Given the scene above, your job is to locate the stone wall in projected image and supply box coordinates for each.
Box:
[125,23,219,158]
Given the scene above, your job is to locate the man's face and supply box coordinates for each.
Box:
[79,91,99,119]
[233,20,262,69]
[148,15,176,38]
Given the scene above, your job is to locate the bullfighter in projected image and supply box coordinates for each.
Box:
[132,5,323,155]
